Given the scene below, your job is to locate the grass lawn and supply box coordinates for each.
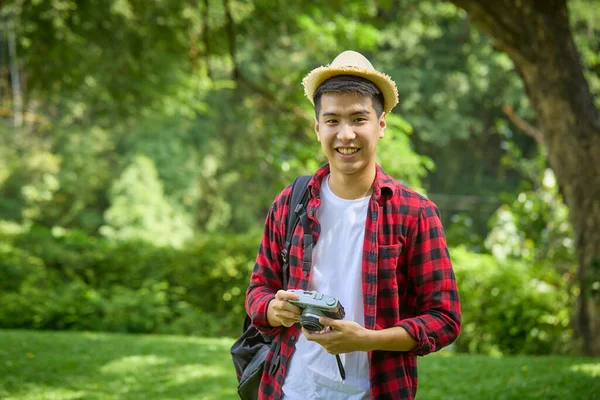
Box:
[0,330,599,400]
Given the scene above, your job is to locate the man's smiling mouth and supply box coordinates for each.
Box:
[336,147,360,155]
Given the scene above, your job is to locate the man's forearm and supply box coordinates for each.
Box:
[364,326,418,352]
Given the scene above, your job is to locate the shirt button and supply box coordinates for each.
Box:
[309,209,314,216]
[291,335,296,341]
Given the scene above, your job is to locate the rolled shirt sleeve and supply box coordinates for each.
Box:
[398,201,461,356]
[245,192,288,339]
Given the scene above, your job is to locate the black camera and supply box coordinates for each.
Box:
[287,290,345,332]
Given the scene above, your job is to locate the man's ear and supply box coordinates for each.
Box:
[315,118,321,142]
[379,112,387,138]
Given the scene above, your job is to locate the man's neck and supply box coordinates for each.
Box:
[328,166,376,200]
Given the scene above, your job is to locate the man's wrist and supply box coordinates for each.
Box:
[362,329,377,352]
[363,326,418,352]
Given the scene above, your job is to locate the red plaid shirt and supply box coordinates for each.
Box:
[246,163,461,400]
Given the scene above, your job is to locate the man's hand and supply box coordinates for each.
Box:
[303,317,371,354]
[267,290,302,327]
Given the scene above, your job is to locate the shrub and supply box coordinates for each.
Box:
[0,226,578,354]
[0,226,257,337]
[451,246,574,355]
[102,280,173,333]
[167,230,260,335]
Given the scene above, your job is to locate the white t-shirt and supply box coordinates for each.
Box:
[282,175,371,400]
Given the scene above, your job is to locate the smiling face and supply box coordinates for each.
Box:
[315,92,386,181]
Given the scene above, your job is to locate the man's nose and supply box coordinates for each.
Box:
[337,122,355,141]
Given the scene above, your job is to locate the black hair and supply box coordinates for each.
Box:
[313,75,385,119]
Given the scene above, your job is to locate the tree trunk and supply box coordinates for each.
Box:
[449,0,600,356]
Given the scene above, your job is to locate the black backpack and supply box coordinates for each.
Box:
[230,175,311,400]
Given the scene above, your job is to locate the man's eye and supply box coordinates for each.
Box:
[355,118,367,122]
[326,119,338,124]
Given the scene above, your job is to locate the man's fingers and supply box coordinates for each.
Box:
[275,290,299,301]
[274,301,301,315]
[277,310,300,321]
[319,316,341,329]
[274,298,301,315]
[302,327,317,339]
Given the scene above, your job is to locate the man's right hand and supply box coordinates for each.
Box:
[267,290,302,327]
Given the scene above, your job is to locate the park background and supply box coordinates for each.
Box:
[0,0,599,399]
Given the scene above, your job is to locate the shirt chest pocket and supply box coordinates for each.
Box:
[377,243,402,292]
[376,243,404,322]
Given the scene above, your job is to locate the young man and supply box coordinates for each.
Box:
[245,50,461,400]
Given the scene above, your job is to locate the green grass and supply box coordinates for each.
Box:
[0,330,598,400]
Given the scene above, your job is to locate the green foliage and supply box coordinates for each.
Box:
[376,113,434,191]
[100,155,194,248]
[0,225,580,355]
[452,247,575,355]
[2,0,598,238]
[0,226,257,337]
[166,230,260,334]
[0,242,50,328]
[0,147,61,223]
[40,126,116,231]
[486,142,576,274]
[3,0,208,123]
[570,0,600,109]
[444,213,486,252]
[371,0,537,241]
[102,281,172,333]
[10,0,590,236]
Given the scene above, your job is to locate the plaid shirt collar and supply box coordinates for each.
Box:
[307,163,395,202]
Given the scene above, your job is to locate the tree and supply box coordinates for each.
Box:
[100,155,194,248]
[449,0,600,356]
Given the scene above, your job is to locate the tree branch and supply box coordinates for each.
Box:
[502,104,545,144]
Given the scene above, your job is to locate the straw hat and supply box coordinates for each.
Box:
[302,50,399,113]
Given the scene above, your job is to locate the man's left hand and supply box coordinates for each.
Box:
[302,317,371,354]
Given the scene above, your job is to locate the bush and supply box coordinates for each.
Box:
[0,225,258,337]
[102,280,173,333]
[451,246,575,355]
[0,225,578,354]
[0,242,50,328]
[167,231,259,334]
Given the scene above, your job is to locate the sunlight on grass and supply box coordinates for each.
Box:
[165,364,232,385]
[570,363,600,377]
[101,355,172,373]
[4,385,87,400]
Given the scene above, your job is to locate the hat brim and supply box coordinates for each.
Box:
[302,66,399,113]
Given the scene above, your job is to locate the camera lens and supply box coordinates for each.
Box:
[300,308,324,332]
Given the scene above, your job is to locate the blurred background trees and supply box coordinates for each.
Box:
[0,0,598,356]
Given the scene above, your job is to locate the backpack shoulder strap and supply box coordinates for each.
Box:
[281,175,311,290]
[267,175,311,376]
